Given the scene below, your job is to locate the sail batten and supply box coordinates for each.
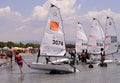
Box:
[40,4,66,57]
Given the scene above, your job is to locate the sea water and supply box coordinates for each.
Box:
[0,52,120,83]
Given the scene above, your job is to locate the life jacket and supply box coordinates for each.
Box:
[101,51,105,56]
[15,54,22,63]
[81,52,86,57]
[15,54,21,58]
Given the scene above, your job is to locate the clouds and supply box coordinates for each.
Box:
[79,9,120,40]
[50,0,77,16]
[0,6,23,36]
[32,6,48,20]
[0,6,21,17]
[31,0,77,20]
[81,8,120,27]
[0,0,120,43]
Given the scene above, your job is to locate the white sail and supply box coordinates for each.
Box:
[88,18,105,54]
[105,17,118,54]
[40,4,66,57]
[75,22,88,53]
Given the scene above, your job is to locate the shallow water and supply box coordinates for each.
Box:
[0,54,120,83]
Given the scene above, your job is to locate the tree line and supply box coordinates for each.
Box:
[0,41,75,48]
[1,41,120,49]
[0,41,40,48]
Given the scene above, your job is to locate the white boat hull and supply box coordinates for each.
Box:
[116,61,120,65]
[104,59,117,64]
[28,62,79,73]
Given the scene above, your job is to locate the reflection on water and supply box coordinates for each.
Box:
[0,55,120,83]
[19,74,24,81]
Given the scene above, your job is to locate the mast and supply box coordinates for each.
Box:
[36,49,40,63]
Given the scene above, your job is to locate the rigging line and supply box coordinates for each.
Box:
[22,58,30,67]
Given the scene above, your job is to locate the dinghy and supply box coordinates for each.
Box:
[75,22,88,53]
[104,16,118,64]
[87,18,105,60]
[27,4,79,73]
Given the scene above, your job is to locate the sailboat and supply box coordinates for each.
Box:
[75,22,88,53]
[27,4,79,73]
[87,18,105,67]
[104,17,118,54]
[75,22,90,64]
[87,18,105,56]
[104,16,118,63]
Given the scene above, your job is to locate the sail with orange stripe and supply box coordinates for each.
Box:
[50,21,59,31]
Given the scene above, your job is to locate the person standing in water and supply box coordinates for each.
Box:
[15,51,24,74]
[100,48,106,66]
[6,50,13,67]
[81,50,87,63]
[45,56,51,64]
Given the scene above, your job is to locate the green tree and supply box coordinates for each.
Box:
[19,42,25,47]
[0,42,6,47]
[6,41,15,48]
[25,43,35,48]
[66,44,75,48]
[34,44,40,48]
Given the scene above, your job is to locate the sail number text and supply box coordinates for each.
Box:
[52,40,63,46]
[96,43,103,47]
[111,36,117,43]
[82,43,87,46]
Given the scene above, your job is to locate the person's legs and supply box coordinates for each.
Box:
[18,64,23,74]
[84,58,87,63]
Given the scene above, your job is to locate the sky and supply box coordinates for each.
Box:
[0,0,120,43]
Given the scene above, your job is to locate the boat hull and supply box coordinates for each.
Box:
[28,62,78,73]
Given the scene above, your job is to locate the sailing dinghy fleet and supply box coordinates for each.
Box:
[26,4,119,73]
[87,17,118,64]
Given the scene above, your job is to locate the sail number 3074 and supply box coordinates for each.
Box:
[52,40,63,46]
